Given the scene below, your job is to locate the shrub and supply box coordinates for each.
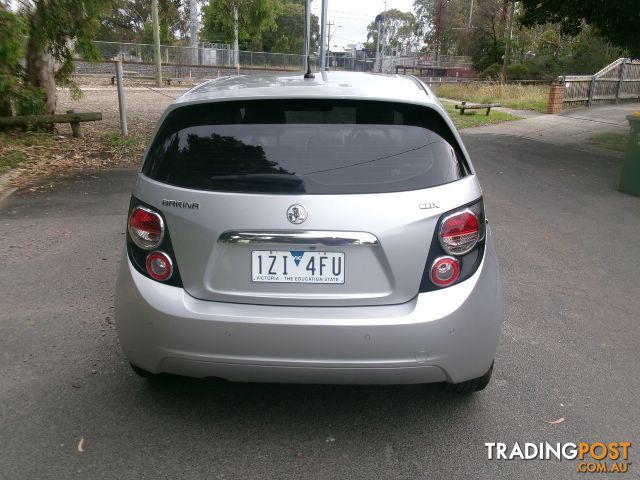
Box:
[481,63,503,81]
[506,63,531,80]
[15,86,46,116]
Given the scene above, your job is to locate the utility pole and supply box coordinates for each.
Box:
[319,0,328,70]
[501,0,516,82]
[189,0,198,65]
[303,0,314,76]
[233,3,239,72]
[375,14,382,73]
[151,0,162,87]
[326,21,334,69]
[433,0,445,63]
[304,0,311,71]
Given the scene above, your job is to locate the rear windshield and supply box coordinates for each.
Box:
[142,99,466,194]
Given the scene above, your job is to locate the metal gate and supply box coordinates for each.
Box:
[561,58,640,107]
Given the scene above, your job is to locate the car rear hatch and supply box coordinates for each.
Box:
[136,98,480,306]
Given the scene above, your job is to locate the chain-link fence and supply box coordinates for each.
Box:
[86,41,414,74]
[90,41,309,71]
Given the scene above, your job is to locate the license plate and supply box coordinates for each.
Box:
[251,250,344,283]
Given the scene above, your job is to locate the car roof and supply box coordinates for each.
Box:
[174,71,437,106]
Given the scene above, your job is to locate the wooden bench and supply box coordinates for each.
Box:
[0,110,102,138]
[455,101,502,116]
[164,77,192,86]
[109,75,192,86]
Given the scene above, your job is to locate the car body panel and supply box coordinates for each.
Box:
[115,72,503,384]
[115,228,502,384]
[133,173,481,306]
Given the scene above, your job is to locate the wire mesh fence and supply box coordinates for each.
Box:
[81,41,420,77]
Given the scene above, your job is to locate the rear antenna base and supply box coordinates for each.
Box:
[304,55,315,79]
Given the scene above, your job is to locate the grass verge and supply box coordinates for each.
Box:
[586,132,628,154]
[0,150,28,174]
[435,83,548,113]
[443,103,520,129]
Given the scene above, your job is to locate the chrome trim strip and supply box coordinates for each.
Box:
[218,230,379,247]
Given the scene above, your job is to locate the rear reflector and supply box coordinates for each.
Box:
[430,256,460,287]
[146,251,173,281]
[128,207,164,250]
[439,209,480,255]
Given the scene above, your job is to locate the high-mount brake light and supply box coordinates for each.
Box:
[439,209,480,255]
[430,256,460,287]
[128,207,164,250]
[145,251,173,281]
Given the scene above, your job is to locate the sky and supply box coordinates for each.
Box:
[310,0,416,50]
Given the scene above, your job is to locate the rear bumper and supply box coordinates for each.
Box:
[115,238,503,384]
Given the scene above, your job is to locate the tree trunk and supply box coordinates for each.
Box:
[0,98,12,117]
[25,33,57,115]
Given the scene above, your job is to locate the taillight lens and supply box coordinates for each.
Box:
[145,251,173,281]
[439,209,480,255]
[430,256,460,287]
[128,207,164,250]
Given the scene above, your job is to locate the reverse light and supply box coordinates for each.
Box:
[128,206,164,250]
[145,251,173,281]
[430,256,460,287]
[439,209,480,255]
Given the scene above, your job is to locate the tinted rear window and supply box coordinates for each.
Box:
[143,100,466,194]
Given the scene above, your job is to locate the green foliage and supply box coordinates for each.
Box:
[0,149,27,173]
[97,0,187,43]
[520,0,639,57]
[561,28,623,74]
[22,0,113,113]
[505,63,530,80]
[367,9,418,54]
[262,2,319,54]
[201,0,279,51]
[481,63,502,81]
[102,130,146,150]
[15,86,46,116]
[0,6,27,116]
[471,35,505,73]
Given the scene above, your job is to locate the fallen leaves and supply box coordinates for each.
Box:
[1,127,147,191]
[544,417,565,425]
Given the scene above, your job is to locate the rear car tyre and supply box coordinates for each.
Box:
[444,362,493,393]
[130,363,156,378]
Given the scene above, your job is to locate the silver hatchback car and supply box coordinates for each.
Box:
[115,72,503,392]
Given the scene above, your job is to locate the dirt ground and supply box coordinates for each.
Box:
[57,86,189,137]
[1,86,190,192]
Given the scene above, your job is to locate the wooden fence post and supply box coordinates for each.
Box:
[587,75,596,107]
[615,58,628,104]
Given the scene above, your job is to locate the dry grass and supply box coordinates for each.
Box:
[434,83,549,113]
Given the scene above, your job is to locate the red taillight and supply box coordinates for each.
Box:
[439,209,480,255]
[430,256,460,287]
[128,207,164,250]
[145,251,173,281]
